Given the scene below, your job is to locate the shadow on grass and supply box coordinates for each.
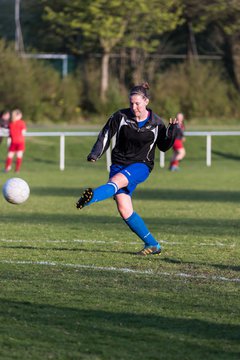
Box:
[0,245,133,255]
[0,299,239,359]
[212,150,240,161]
[0,212,239,237]
[135,189,240,203]
[31,186,240,203]
[163,257,240,272]
[28,156,58,165]
[2,244,239,272]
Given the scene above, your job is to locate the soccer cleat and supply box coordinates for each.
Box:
[76,188,93,209]
[136,244,161,256]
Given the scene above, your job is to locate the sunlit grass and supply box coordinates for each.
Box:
[0,135,239,359]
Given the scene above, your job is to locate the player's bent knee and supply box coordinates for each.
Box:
[118,206,133,219]
[115,194,133,219]
[110,173,129,189]
[117,201,133,219]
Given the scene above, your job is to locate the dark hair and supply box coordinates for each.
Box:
[130,82,150,99]
[0,109,10,117]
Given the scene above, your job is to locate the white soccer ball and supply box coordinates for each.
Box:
[2,177,30,205]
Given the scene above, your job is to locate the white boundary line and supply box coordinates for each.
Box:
[1,260,240,283]
[0,239,235,247]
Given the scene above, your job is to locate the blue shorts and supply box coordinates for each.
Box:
[109,163,150,196]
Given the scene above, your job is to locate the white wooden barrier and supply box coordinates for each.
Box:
[26,131,99,171]
[0,130,240,170]
[160,131,240,168]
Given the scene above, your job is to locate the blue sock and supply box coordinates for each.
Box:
[89,181,118,204]
[124,212,159,247]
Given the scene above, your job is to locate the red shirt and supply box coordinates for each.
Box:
[9,119,26,143]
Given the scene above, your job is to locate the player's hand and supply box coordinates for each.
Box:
[169,117,178,125]
[87,154,96,162]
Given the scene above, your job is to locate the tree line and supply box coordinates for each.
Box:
[1,0,240,122]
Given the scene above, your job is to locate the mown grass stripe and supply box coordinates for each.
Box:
[1,259,240,283]
[0,238,235,247]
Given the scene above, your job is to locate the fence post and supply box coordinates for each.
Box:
[206,134,211,167]
[60,135,65,171]
[160,151,165,168]
[62,56,68,77]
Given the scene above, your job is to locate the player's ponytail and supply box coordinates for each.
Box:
[141,82,150,90]
[130,82,150,99]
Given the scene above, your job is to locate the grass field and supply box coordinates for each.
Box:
[0,133,240,360]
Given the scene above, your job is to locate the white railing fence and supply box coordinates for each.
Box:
[160,131,240,169]
[1,130,240,170]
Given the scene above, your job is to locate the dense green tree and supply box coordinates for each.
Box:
[21,0,70,52]
[176,0,240,86]
[121,0,182,83]
[41,0,182,100]
[169,0,216,60]
[0,0,15,42]
[42,0,128,101]
[199,0,240,89]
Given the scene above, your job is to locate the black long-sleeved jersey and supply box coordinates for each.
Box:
[88,108,178,171]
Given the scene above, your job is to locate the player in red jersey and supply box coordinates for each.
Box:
[5,109,27,173]
[169,112,186,171]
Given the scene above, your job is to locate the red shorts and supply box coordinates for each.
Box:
[173,139,184,151]
[9,142,25,152]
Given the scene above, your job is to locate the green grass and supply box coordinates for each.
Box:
[0,134,240,360]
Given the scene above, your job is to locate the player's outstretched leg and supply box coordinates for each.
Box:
[76,188,94,209]
[76,181,119,209]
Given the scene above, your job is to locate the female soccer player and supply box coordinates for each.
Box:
[5,109,26,173]
[76,83,178,255]
[169,112,186,171]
